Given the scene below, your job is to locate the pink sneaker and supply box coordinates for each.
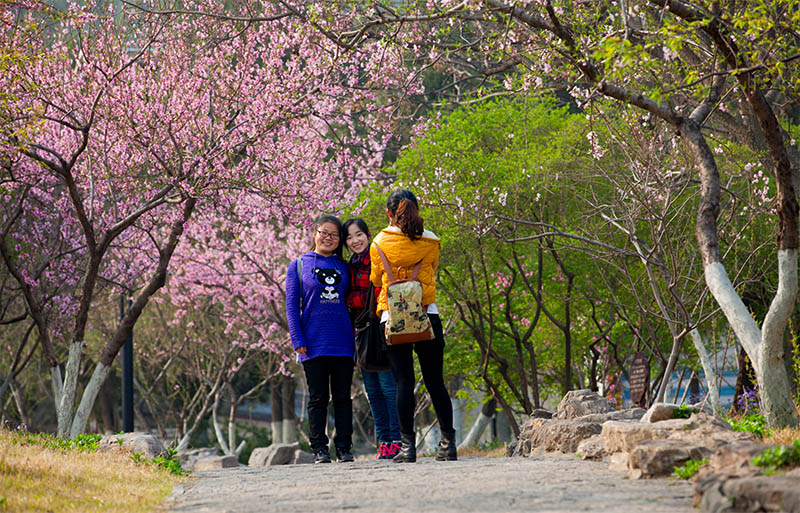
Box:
[385,442,402,458]
[377,442,390,459]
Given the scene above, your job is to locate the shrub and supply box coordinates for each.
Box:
[673,404,696,419]
[672,458,708,479]
[726,414,771,438]
[752,440,800,472]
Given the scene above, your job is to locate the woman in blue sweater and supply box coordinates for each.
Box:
[285,215,354,464]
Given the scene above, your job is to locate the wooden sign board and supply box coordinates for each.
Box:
[629,351,649,405]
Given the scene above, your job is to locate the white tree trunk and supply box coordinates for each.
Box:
[458,411,492,449]
[756,250,799,426]
[212,406,231,455]
[234,439,247,457]
[57,342,83,437]
[704,263,762,366]
[50,365,63,407]
[281,419,296,444]
[69,362,113,438]
[689,329,720,414]
[705,255,799,427]
[271,420,282,445]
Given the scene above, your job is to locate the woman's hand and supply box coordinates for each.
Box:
[295,346,307,356]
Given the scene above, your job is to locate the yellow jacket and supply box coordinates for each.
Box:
[370,226,440,314]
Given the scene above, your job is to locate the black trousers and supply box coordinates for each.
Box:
[385,314,454,438]
[302,356,354,451]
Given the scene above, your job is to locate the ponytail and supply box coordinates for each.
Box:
[387,189,424,240]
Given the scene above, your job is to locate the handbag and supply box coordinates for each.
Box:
[354,283,390,371]
[373,243,435,346]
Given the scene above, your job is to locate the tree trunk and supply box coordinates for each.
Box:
[69,362,112,438]
[270,378,283,444]
[732,346,755,413]
[458,398,496,449]
[58,342,83,437]
[690,329,721,413]
[281,377,296,444]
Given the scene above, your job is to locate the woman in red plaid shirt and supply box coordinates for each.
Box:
[344,218,402,459]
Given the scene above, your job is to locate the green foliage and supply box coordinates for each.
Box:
[150,449,189,476]
[18,432,102,453]
[673,405,696,419]
[726,414,771,439]
[236,423,272,464]
[752,441,800,472]
[127,447,189,476]
[672,458,708,480]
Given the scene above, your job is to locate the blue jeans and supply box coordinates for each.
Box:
[362,369,401,443]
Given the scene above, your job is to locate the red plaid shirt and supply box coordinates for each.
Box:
[346,251,372,313]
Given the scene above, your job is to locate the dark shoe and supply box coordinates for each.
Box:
[435,431,457,461]
[314,447,331,464]
[392,434,416,463]
[336,447,354,463]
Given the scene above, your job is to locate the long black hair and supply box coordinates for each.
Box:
[310,214,344,259]
[343,217,371,255]
[386,189,424,240]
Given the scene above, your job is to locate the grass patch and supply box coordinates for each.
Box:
[672,405,696,419]
[763,426,800,446]
[671,458,708,479]
[725,414,771,438]
[0,428,186,512]
[457,445,507,458]
[752,440,800,472]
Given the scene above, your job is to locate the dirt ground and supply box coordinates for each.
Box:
[167,454,695,513]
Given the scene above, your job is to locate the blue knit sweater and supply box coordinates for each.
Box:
[285,251,353,362]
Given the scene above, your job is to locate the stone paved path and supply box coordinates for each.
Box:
[168,455,694,513]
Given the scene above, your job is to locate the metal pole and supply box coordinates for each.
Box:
[120,292,134,432]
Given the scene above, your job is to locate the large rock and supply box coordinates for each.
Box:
[641,403,681,423]
[628,439,708,479]
[249,443,300,466]
[176,447,221,471]
[291,449,315,465]
[576,435,605,461]
[555,389,610,419]
[193,455,240,471]
[575,408,646,423]
[697,472,800,513]
[98,432,166,459]
[691,441,779,507]
[528,420,602,454]
[706,441,772,477]
[518,416,550,439]
[602,413,753,456]
[602,418,694,454]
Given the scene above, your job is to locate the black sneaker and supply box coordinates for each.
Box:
[336,448,354,463]
[314,448,331,464]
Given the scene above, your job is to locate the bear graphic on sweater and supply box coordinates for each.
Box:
[313,267,342,300]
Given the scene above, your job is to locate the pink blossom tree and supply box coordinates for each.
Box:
[1,1,393,437]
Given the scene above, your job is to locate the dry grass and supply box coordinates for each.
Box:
[764,427,800,446]
[0,429,185,513]
[457,444,507,458]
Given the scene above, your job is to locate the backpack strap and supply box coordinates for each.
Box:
[373,243,394,282]
[296,257,303,313]
[373,242,422,282]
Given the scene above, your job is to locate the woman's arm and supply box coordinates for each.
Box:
[285,259,306,351]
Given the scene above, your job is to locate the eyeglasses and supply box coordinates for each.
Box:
[316,229,340,240]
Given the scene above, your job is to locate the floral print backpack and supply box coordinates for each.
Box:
[373,243,435,345]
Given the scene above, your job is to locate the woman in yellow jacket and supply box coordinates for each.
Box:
[369,189,456,463]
